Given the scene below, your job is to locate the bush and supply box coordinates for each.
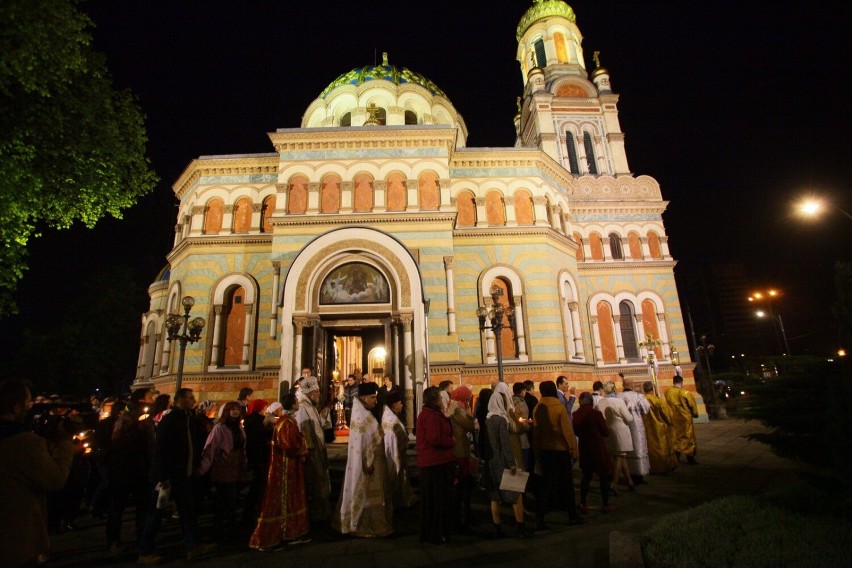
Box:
[643,494,849,567]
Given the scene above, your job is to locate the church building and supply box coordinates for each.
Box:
[135,0,700,425]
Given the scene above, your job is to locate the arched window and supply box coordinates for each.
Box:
[386,172,406,211]
[288,175,308,214]
[418,172,440,210]
[619,301,639,360]
[142,320,157,379]
[404,110,417,125]
[609,232,623,260]
[353,173,373,213]
[514,190,534,225]
[533,38,546,68]
[485,191,506,226]
[589,232,604,260]
[491,278,518,359]
[222,286,246,366]
[628,231,643,259]
[203,198,224,234]
[572,232,585,261]
[641,299,662,358]
[596,301,617,363]
[565,133,580,175]
[261,196,275,233]
[320,175,341,213]
[456,191,476,227]
[232,197,253,233]
[340,112,351,127]
[553,32,568,63]
[583,132,598,175]
[647,231,662,259]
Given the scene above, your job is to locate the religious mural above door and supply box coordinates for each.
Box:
[320,262,390,305]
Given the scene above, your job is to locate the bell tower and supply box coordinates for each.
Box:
[515,0,630,177]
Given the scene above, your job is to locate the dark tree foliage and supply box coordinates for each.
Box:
[741,358,851,482]
[0,0,158,315]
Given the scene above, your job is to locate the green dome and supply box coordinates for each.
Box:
[319,59,447,99]
[517,0,577,41]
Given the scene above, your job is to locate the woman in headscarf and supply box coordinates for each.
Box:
[249,394,310,551]
[448,385,476,529]
[485,381,531,539]
[332,382,393,537]
[197,401,247,544]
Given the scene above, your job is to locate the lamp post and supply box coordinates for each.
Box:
[165,296,206,392]
[748,289,791,356]
[797,198,852,222]
[695,334,725,418]
[477,286,516,384]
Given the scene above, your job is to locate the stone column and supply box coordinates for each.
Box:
[406,179,418,212]
[614,315,626,363]
[474,197,487,227]
[504,196,518,226]
[373,180,387,213]
[439,178,452,212]
[250,203,262,232]
[590,315,603,363]
[270,262,280,338]
[307,182,320,214]
[533,196,550,226]
[569,301,584,359]
[222,204,234,234]
[293,318,308,379]
[400,315,415,430]
[340,181,353,214]
[242,304,253,365]
[443,256,456,334]
[512,295,528,358]
[209,306,223,367]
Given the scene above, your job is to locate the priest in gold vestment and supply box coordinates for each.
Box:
[663,375,699,465]
[249,394,310,550]
[641,381,678,473]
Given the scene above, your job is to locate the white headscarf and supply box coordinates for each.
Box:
[301,376,319,394]
[486,381,512,423]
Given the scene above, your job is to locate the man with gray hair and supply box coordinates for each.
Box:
[296,376,331,523]
[617,375,651,484]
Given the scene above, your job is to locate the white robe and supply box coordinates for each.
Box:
[618,389,651,476]
[332,398,393,537]
[295,392,331,521]
[381,406,416,508]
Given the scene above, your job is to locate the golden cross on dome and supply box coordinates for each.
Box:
[364,103,381,126]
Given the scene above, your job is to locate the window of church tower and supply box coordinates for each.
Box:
[583,132,598,175]
[203,198,224,234]
[386,172,407,211]
[418,172,440,210]
[565,134,580,175]
[628,231,643,259]
[486,191,506,226]
[456,191,476,227]
[320,175,341,213]
[554,32,568,63]
[533,38,547,68]
[589,232,604,261]
[514,190,534,225]
[353,173,374,213]
[609,233,623,260]
[619,301,639,360]
[573,232,585,261]
[222,286,246,366]
[491,278,518,359]
[340,112,351,127]
[597,301,617,363]
[647,231,662,259]
[232,197,253,233]
[288,175,308,214]
[261,196,275,233]
[404,110,417,125]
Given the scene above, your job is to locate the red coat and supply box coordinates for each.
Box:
[572,405,613,475]
[415,405,454,467]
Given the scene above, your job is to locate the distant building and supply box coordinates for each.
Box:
[134,1,701,424]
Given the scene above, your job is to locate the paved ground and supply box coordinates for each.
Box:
[48,418,798,567]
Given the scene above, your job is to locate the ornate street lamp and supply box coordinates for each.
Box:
[638,333,662,394]
[477,286,516,384]
[166,296,206,392]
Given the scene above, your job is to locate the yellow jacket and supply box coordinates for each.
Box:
[532,397,579,459]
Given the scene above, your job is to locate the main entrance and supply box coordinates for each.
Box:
[279,227,428,428]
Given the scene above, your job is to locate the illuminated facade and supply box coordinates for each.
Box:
[135,0,701,424]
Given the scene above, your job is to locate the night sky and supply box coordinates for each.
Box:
[10,1,852,366]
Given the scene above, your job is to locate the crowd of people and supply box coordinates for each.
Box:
[0,370,699,566]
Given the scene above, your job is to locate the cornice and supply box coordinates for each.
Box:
[167,234,274,262]
[577,259,677,271]
[452,226,555,239]
[269,127,459,153]
[271,212,457,227]
[174,156,279,200]
[451,148,574,190]
[570,203,668,216]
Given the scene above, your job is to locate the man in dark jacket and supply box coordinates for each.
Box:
[138,388,215,565]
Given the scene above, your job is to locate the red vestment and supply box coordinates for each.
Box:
[248,414,310,548]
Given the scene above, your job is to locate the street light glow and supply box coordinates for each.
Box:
[799,199,821,216]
